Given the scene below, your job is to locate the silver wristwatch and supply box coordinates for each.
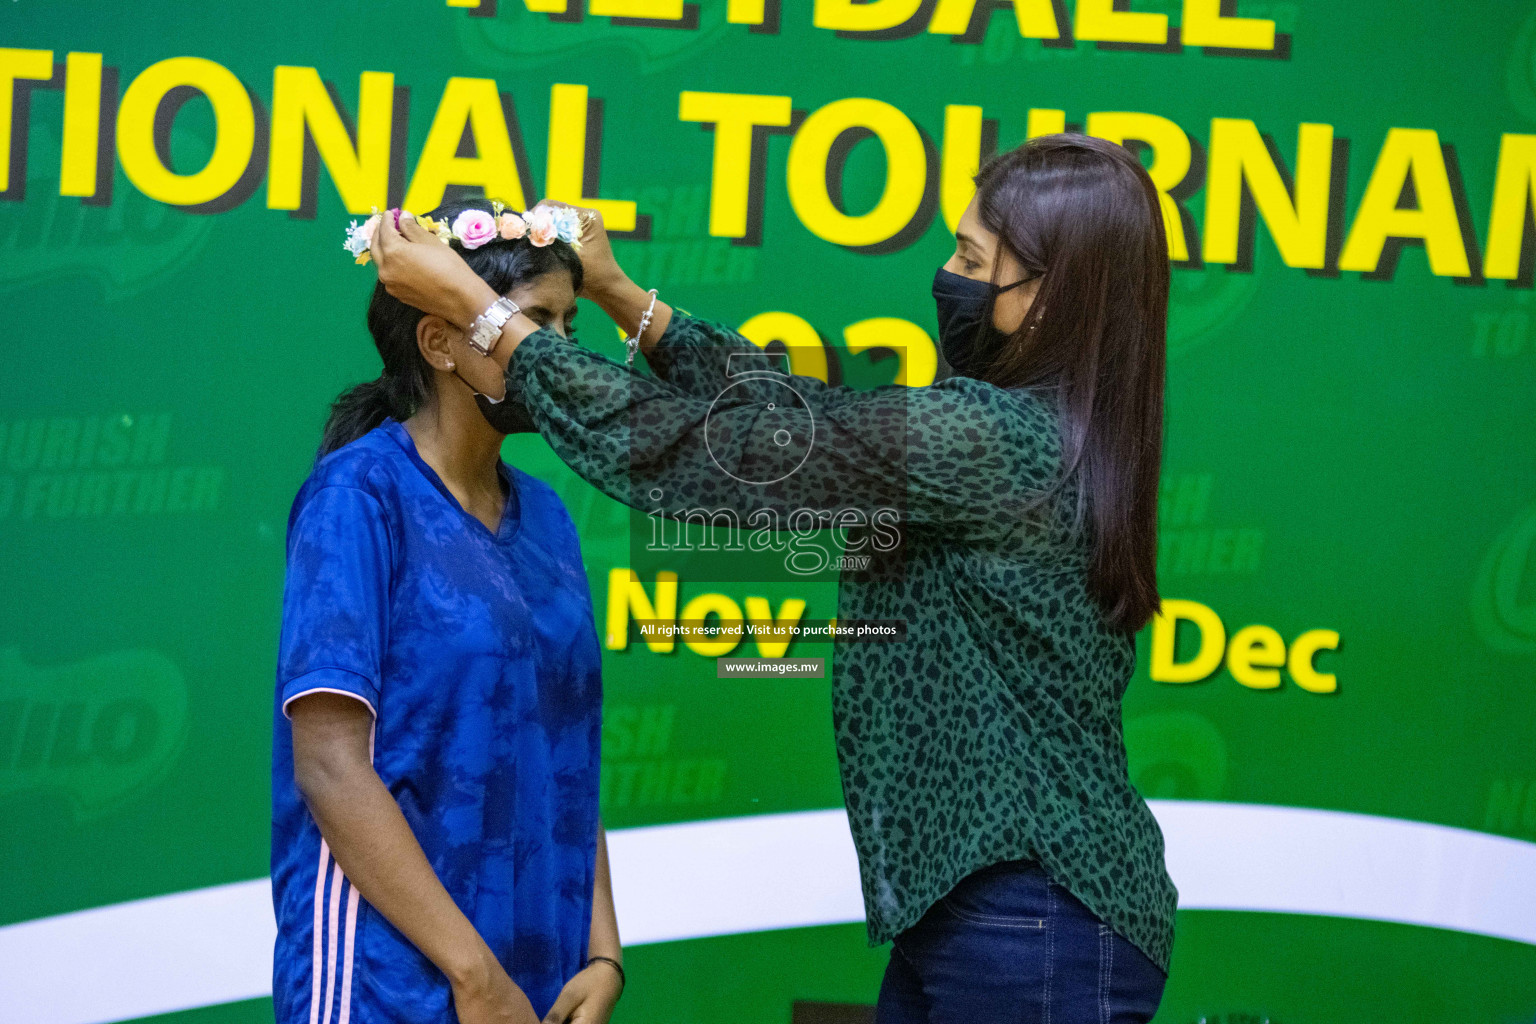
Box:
[466,296,520,357]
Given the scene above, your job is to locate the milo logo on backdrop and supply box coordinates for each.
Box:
[456,2,742,74]
[0,126,214,301]
[1472,503,1536,653]
[0,647,187,821]
[1505,6,1536,124]
[1124,710,1230,801]
[1167,262,1262,360]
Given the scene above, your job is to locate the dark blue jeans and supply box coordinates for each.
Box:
[875,858,1167,1024]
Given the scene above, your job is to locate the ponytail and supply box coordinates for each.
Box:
[317,374,417,459]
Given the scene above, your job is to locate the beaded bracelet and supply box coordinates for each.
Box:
[624,288,660,366]
[586,954,625,991]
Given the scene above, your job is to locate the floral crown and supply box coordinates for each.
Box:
[343,201,583,265]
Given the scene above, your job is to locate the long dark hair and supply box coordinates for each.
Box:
[318,199,585,458]
[970,133,1169,634]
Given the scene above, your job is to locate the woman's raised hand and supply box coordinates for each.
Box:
[532,200,629,303]
[370,210,499,328]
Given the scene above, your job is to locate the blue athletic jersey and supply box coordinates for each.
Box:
[270,418,602,1023]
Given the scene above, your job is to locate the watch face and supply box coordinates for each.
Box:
[469,301,512,355]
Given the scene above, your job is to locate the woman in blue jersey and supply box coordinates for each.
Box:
[270,200,624,1024]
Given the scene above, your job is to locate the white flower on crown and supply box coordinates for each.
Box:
[343,213,381,265]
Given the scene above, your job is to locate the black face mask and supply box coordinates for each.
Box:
[454,370,537,435]
[932,266,1035,377]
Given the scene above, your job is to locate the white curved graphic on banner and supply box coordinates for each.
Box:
[2,801,1534,1024]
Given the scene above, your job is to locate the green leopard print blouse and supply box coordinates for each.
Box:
[508,314,1178,973]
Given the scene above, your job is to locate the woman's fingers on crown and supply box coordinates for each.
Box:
[369,210,394,263]
[580,209,604,243]
[398,214,433,244]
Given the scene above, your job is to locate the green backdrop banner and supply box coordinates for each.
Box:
[3,1,1536,1021]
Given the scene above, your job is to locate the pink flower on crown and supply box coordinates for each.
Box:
[451,209,498,249]
[524,206,558,247]
[498,212,527,240]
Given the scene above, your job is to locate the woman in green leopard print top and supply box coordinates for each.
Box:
[369,133,1178,1021]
